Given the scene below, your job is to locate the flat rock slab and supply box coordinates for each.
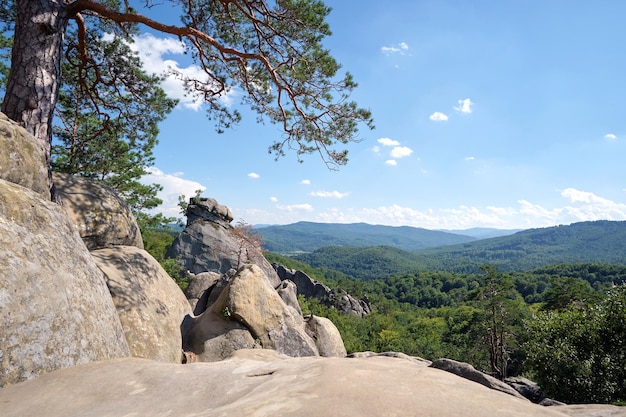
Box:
[0,350,596,417]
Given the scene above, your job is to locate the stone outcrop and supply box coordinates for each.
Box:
[184,265,323,360]
[0,351,594,417]
[305,315,347,357]
[184,271,221,315]
[274,265,372,317]
[167,197,279,287]
[0,179,130,387]
[52,172,143,250]
[430,358,526,399]
[91,246,192,363]
[0,112,50,199]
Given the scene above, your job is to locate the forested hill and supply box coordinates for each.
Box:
[294,220,626,279]
[256,221,477,253]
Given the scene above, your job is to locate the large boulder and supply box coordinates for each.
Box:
[52,172,143,250]
[167,197,279,287]
[91,246,193,363]
[0,112,49,199]
[184,271,221,315]
[184,265,321,359]
[305,315,347,357]
[0,352,585,417]
[0,179,130,387]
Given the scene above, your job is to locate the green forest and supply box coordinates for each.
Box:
[265,252,626,404]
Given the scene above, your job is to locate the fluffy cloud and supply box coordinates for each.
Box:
[390,146,413,158]
[123,33,236,110]
[310,190,350,199]
[378,137,400,147]
[381,42,409,55]
[276,203,314,212]
[140,167,206,218]
[605,133,617,140]
[248,172,260,179]
[453,98,474,114]
[385,159,398,166]
[270,196,278,203]
[429,112,449,122]
[300,179,311,185]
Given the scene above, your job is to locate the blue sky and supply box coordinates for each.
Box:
[133,1,626,230]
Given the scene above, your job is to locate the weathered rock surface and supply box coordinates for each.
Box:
[91,246,192,363]
[167,197,279,286]
[0,112,50,199]
[276,279,303,316]
[184,265,321,359]
[430,358,525,399]
[274,264,372,317]
[305,315,347,357]
[52,172,143,250]
[0,351,591,417]
[506,375,549,403]
[184,271,221,314]
[0,179,130,387]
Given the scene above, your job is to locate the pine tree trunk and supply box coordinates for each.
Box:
[1,0,68,199]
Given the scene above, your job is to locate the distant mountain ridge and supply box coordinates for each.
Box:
[256,221,483,253]
[291,220,626,279]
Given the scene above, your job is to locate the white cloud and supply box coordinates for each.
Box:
[300,179,311,185]
[276,203,314,212]
[310,190,350,199]
[454,98,474,114]
[248,172,260,179]
[231,188,626,229]
[381,42,409,55]
[378,137,400,147]
[605,133,617,140]
[385,159,397,166]
[140,167,206,218]
[390,146,414,158]
[429,112,449,122]
[465,156,475,161]
[124,33,236,110]
[270,196,278,203]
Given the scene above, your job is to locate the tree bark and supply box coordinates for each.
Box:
[1,0,69,199]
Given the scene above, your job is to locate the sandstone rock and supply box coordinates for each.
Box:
[185,265,319,359]
[0,352,578,417]
[276,279,303,317]
[0,179,129,387]
[91,246,192,363]
[186,197,233,226]
[430,358,525,399]
[0,112,50,199]
[168,198,279,287]
[305,315,347,357]
[52,172,143,250]
[274,264,371,317]
[184,271,221,314]
[506,376,546,403]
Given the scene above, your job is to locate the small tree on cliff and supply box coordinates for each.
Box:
[1,0,374,199]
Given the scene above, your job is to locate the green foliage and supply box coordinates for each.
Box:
[524,285,626,403]
[51,22,177,221]
[141,226,190,290]
[292,221,626,279]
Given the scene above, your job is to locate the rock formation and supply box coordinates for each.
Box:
[167,197,280,286]
[92,246,192,363]
[52,172,144,250]
[274,264,372,317]
[0,112,50,199]
[2,350,619,417]
[0,111,131,387]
